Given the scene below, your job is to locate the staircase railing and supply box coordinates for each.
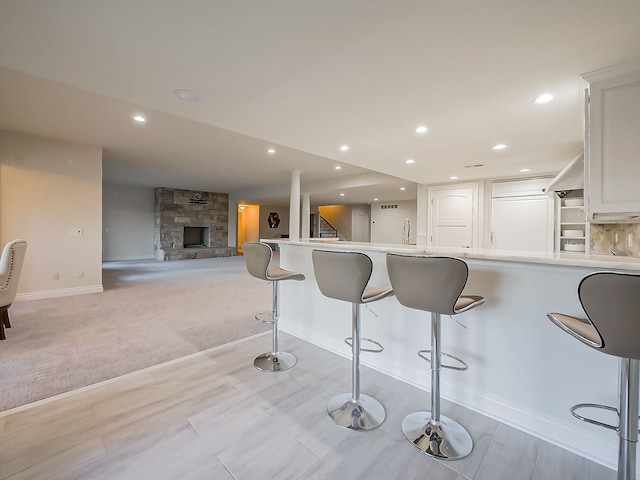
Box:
[318,216,346,240]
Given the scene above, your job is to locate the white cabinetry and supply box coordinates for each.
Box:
[490,179,554,252]
[583,59,640,220]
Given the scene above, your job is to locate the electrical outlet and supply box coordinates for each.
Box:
[75,270,84,278]
[51,273,59,281]
[69,228,82,236]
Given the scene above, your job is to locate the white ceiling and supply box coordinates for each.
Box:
[1,1,639,206]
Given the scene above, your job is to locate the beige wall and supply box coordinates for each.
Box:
[370,200,417,244]
[0,131,103,299]
[103,184,155,261]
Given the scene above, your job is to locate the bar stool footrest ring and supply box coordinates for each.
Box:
[255,312,275,324]
[344,337,384,353]
[418,349,468,371]
[570,403,618,431]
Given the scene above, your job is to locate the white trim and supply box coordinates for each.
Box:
[15,285,104,302]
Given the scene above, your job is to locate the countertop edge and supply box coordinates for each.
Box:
[261,239,640,271]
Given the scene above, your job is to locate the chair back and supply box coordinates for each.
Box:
[242,242,272,281]
[312,250,372,304]
[579,271,640,360]
[386,253,468,315]
[0,239,28,306]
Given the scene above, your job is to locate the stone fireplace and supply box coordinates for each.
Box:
[154,187,235,261]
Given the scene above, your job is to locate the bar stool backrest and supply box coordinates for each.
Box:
[312,250,372,304]
[579,271,640,360]
[386,254,468,315]
[242,242,272,281]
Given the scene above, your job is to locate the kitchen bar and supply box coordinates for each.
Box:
[267,239,640,472]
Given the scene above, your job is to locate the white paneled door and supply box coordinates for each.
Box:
[429,185,477,248]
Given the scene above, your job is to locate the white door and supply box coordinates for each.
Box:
[491,196,553,251]
[354,213,369,242]
[429,185,476,248]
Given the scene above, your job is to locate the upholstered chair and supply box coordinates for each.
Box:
[0,239,28,340]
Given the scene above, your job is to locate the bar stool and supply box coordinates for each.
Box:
[386,253,485,460]
[547,271,640,480]
[312,249,394,430]
[242,242,305,372]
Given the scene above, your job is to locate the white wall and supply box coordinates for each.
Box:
[0,131,103,299]
[102,184,155,261]
[370,200,417,244]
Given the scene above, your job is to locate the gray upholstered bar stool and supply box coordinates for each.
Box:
[242,242,305,372]
[312,249,394,430]
[547,271,640,480]
[386,253,485,460]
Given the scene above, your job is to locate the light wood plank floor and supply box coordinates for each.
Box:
[0,333,616,480]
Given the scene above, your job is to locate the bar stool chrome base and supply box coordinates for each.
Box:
[402,411,473,460]
[254,351,296,372]
[328,393,385,431]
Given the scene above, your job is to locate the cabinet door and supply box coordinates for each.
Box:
[491,196,554,252]
[585,62,640,216]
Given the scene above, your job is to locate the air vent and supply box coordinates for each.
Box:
[380,204,398,209]
[464,164,484,168]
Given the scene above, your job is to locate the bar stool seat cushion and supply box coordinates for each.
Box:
[547,312,602,347]
[266,266,305,282]
[363,285,394,302]
[455,295,484,313]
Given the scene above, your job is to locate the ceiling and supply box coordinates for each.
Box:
[1,1,639,206]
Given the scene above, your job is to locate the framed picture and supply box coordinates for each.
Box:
[268,212,280,228]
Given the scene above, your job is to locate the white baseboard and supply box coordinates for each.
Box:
[15,285,104,302]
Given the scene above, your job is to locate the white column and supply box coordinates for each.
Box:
[289,170,301,241]
[301,193,311,239]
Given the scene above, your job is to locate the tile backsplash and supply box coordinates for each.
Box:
[590,223,640,256]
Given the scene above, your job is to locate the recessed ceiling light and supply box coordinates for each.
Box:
[405,159,415,164]
[492,144,507,150]
[374,198,379,202]
[133,115,146,122]
[534,93,553,104]
[267,148,276,154]
[400,187,406,191]
[339,145,349,152]
[450,176,459,180]
[335,165,342,170]
[174,89,199,101]
[520,168,531,172]
[415,126,428,134]
[340,193,345,197]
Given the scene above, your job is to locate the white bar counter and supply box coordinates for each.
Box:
[267,239,640,472]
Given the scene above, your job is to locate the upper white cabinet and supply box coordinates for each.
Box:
[583,59,640,220]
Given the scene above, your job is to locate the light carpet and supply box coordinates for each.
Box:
[0,255,273,411]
